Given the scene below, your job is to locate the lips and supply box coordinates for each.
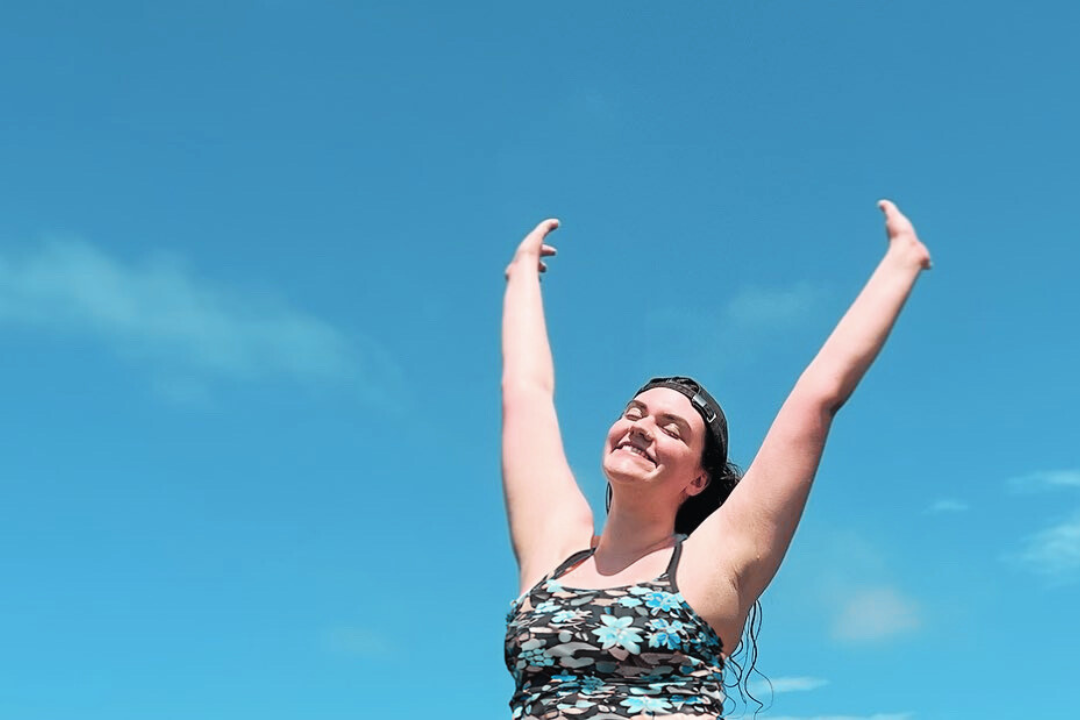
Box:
[615,442,656,466]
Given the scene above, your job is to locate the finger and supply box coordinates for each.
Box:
[541,244,557,257]
[539,261,548,273]
[878,199,902,220]
[527,218,560,243]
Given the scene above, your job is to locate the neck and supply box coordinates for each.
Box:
[594,497,677,573]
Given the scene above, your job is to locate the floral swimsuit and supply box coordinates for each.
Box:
[505,537,726,718]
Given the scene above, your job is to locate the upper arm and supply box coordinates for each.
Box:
[694,390,834,605]
[502,383,595,591]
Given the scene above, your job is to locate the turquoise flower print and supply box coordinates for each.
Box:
[644,591,679,614]
[647,618,684,650]
[578,675,605,694]
[591,614,644,654]
[551,609,584,624]
[520,646,555,667]
[551,673,579,685]
[616,596,643,608]
[628,585,653,595]
[620,696,673,714]
[518,638,555,668]
[533,600,559,614]
[543,578,565,593]
[669,695,704,708]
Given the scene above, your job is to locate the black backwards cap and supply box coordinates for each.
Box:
[635,376,728,467]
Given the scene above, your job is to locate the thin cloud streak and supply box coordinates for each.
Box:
[0,238,403,405]
[924,498,969,514]
[1007,469,1080,492]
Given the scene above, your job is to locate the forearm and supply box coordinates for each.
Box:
[799,246,926,413]
[502,262,556,395]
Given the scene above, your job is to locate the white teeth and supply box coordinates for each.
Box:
[618,444,653,462]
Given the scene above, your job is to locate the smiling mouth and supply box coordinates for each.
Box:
[616,443,656,465]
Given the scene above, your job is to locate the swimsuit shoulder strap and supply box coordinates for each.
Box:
[660,534,687,590]
[551,547,597,580]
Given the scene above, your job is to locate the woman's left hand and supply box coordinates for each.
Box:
[879,199,932,271]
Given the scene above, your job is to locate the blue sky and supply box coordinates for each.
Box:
[1,2,1078,719]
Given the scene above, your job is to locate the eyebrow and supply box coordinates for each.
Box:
[626,400,693,435]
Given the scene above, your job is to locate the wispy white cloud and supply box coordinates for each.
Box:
[831,586,920,642]
[924,498,969,514]
[1006,510,1080,581]
[762,714,912,720]
[1002,469,1080,582]
[0,238,403,406]
[724,282,822,328]
[1008,469,1080,493]
[778,529,923,647]
[748,676,829,696]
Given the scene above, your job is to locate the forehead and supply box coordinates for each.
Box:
[630,387,705,432]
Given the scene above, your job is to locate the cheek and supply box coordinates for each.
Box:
[604,424,623,451]
[665,441,700,470]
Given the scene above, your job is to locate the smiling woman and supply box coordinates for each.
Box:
[500,203,931,719]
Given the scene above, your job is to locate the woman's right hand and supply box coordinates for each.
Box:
[506,218,560,279]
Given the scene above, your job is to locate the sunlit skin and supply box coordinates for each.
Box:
[602,388,709,518]
[501,200,930,717]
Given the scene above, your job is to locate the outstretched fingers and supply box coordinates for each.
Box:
[518,219,560,254]
[508,218,562,277]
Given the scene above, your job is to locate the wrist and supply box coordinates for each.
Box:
[883,241,931,274]
[505,257,540,281]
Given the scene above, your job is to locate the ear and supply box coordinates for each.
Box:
[687,472,710,498]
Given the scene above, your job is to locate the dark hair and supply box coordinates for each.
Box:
[605,376,768,716]
[675,429,743,534]
[606,375,743,534]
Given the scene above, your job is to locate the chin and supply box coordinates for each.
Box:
[603,455,651,484]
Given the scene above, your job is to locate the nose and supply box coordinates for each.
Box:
[628,417,653,441]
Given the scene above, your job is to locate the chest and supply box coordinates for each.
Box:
[556,551,672,591]
[505,577,726,714]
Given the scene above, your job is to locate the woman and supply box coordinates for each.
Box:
[502,201,931,719]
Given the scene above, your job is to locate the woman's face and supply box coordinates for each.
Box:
[602,387,709,503]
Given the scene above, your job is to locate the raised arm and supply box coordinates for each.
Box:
[700,200,931,605]
[502,219,594,592]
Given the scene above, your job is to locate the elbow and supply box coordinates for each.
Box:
[820,384,851,418]
[792,373,849,420]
